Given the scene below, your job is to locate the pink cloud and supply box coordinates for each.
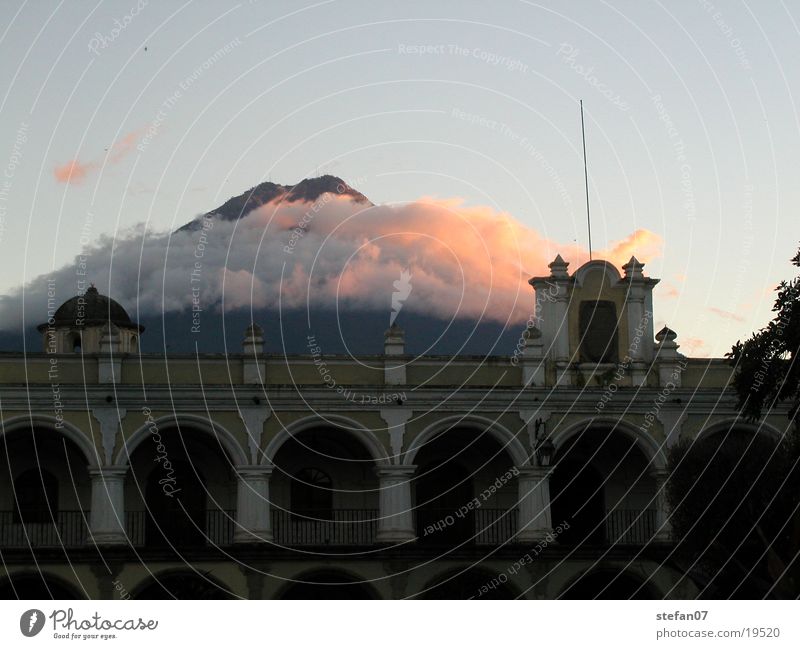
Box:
[1,192,666,330]
[708,307,745,322]
[53,129,141,184]
[53,159,97,184]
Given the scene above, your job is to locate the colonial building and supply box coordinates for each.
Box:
[0,257,789,599]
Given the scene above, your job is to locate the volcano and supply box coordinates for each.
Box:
[178,175,371,232]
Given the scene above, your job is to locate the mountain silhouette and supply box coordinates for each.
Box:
[0,176,522,355]
[178,175,371,232]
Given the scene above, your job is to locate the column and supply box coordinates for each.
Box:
[652,468,672,543]
[375,465,416,543]
[384,324,406,386]
[88,467,128,545]
[516,466,554,543]
[234,465,274,543]
[242,323,265,384]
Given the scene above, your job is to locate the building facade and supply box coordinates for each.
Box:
[0,257,789,599]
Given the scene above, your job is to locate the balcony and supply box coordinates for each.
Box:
[126,509,235,548]
[0,510,88,548]
[0,507,657,550]
[605,509,657,545]
[271,509,378,545]
[416,508,518,546]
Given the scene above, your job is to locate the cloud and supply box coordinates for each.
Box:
[0,194,665,331]
[53,129,141,185]
[708,307,745,322]
[53,159,97,184]
[681,336,708,356]
[657,282,680,299]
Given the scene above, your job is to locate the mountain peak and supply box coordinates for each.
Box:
[178,175,371,231]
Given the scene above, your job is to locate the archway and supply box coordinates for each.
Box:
[132,572,233,599]
[551,460,605,545]
[550,422,658,547]
[559,568,657,599]
[419,567,518,599]
[412,427,518,547]
[404,416,528,468]
[144,461,207,548]
[125,423,236,549]
[0,573,82,599]
[271,427,379,546]
[279,570,377,599]
[0,425,92,548]
[416,461,474,546]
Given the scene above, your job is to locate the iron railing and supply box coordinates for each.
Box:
[271,509,378,545]
[0,510,88,547]
[605,509,657,545]
[0,507,659,549]
[126,509,235,548]
[416,508,518,545]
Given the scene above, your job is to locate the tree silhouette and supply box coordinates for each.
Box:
[667,244,800,598]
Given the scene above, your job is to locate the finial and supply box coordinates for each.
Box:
[622,256,645,279]
[548,254,570,278]
[655,325,677,343]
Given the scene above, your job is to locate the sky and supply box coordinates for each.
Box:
[0,0,798,356]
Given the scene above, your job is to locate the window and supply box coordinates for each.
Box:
[14,469,58,523]
[70,333,82,353]
[290,468,333,520]
[579,300,619,363]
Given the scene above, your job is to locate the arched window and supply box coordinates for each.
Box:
[130,335,138,352]
[70,332,82,353]
[14,469,58,523]
[579,300,619,363]
[290,468,333,520]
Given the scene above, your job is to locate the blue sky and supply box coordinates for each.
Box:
[1,0,798,356]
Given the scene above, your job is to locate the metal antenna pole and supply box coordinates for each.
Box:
[580,100,593,261]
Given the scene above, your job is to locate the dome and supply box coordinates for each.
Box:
[37,286,144,333]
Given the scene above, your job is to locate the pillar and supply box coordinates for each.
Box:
[515,466,555,543]
[384,324,406,385]
[98,323,121,384]
[88,467,128,545]
[242,323,265,384]
[652,468,672,543]
[234,465,273,543]
[375,465,416,543]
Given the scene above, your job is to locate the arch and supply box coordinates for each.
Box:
[552,417,667,472]
[115,414,248,467]
[0,414,98,468]
[695,418,785,445]
[558,565,661,600]
[14,468,59,523]
[290,467,333,518]
[262,414,389,466]
[403,415,528,467]
[0,571,84,600]
[276,568,380,600]
[419,566,520,599]
[573,260,623,288]
[131,569,234,600]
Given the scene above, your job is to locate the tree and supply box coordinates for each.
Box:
[666,245,800,598]
[727,245,800,425]
[666,430,798,597]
